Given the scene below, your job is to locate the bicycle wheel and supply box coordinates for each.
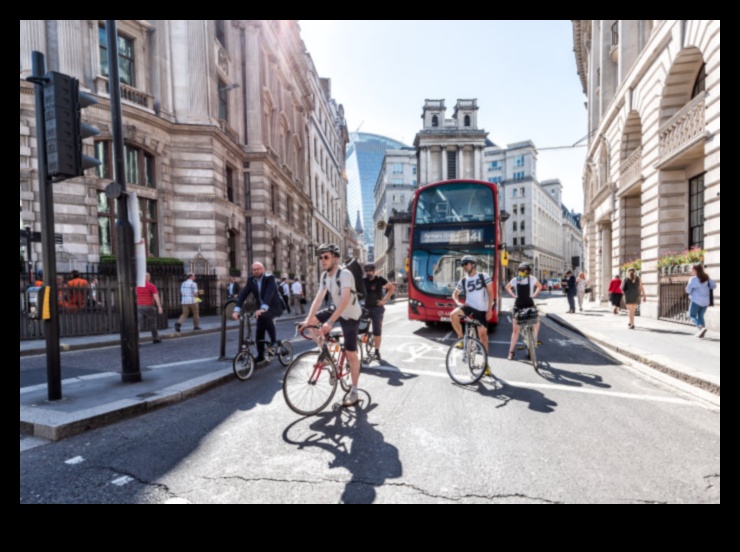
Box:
[277,340,294,367]
[525,327,538,369]
[363,334,377,361]
[283,351,337,416]
[446,337,487,385]
[232,349,255,381]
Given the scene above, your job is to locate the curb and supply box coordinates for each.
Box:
[544,313,720,396]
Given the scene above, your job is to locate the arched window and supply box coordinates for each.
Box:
[691,63,706,99]
[432,115,439,127]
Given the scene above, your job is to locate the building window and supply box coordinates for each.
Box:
[692,63,706,99]
[521,221,525,232]
[272,184,280,215]
[488,161,501,171]
[513,237,518,246]
[432,115,439,127]
[513,171,525,181]
[512,189,518,198]
[215,20,226,48]
[513,204,518,215]
[521,237,525,246]
[99,26,135,87]
[392,163,403,174]
[515,155,525,167]
[689,173,705,250]
[287,197,294,225]
[95,141,155,188]
[226,166,235,203]
[97,192,158,257]
[228,231,237,270]
[520,187,525,197]
[513,221,518,232]
[464,115,471,127]
[447,150,456,180]
[218,79,228,121]
[520,204,525,216]
[413,166,417,175]
[491,176,502,184]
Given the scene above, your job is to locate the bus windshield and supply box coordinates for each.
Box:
[415,182,495,225]
[411,247,495,299]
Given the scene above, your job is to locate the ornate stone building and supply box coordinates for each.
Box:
[20,20,346,294]
[573,20,720,330]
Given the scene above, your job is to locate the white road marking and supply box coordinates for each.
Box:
[149,358,220,369]
[65,456,85,465]
[365,364,697,406]
[112,476,134,486]
[21,372,118,395]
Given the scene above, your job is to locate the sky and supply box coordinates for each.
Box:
[299,20,587,212]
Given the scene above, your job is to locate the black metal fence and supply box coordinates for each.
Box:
[20,267,229,340]
[658,275,691,325]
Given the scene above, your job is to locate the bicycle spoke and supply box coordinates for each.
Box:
[283,351,337,416]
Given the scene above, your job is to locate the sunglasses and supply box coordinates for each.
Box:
[319,254,333,261]
[462,261,473,266]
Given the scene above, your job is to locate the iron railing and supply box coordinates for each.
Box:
[658,276,692,325]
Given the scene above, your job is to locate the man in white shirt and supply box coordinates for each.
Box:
[291,277,305,315]
[175,273,200,333]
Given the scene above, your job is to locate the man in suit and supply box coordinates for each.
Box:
[232,262,285,363]
[565,270,577,313]
[228,275,241,299]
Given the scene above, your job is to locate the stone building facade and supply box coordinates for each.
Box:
[20,20,346,295]
[573,20,720,330]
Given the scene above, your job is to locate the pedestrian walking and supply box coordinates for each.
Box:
[685,263,716,338]
[565,270,577,313]
[232,262,285,363]
[608,273,623,314]
[291,277,306,315]
[621,267,646,329]
[575,271,589,312]
[175,273,201,333]
[280,277,292,314]
[67,270,90,311]
[136,272,163,343]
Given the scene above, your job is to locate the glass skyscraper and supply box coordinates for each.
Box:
[346,132,409,260]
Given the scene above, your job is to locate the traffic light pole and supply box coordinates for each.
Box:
[29,51,62,401]
[106,20,141,383]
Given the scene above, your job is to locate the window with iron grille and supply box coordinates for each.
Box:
[447,151,457,180]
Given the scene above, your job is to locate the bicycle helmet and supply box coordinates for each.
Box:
[519,262,532,272]
[316,243,340,257]
[363,263,376,272]
[461,255,477,266]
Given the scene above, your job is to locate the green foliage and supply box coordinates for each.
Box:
[620,258,642,273]
[657,247,705,269]
[100,255,184,267]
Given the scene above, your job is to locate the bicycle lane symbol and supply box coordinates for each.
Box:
[395,342,448,369]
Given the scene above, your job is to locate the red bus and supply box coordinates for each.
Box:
[407,179,501,326]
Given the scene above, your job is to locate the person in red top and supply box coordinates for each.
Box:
[136,272,163,343]
[607,273,624,315]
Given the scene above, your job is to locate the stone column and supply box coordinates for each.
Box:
[20,20,46,77]
[187,19,210,122]
[600,222,612,302]
[57,20,85,79]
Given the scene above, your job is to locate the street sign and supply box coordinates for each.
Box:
[19,229,42,244]
[54,234,63,245]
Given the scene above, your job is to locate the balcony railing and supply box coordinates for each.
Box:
[218,119,239,143]
[619,147,642,190]
[658,92,706,165]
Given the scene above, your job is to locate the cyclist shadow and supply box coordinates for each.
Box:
[361,360,418,387]
[282,394,403,504]
[467,377,558,414]
[533,362,611,389]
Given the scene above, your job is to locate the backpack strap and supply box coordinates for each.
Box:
[478,273,486,292]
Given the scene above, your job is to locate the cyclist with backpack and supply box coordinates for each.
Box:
[450,255,493,374]
[362,263,396,362]
[298,244,363,407]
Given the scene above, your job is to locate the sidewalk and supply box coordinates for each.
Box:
[21,297,719,444]
[535,292,720,395]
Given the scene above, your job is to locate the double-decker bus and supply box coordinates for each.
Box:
[407,179,501,326]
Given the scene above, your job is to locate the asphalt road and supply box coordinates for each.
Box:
[20,301,720,503]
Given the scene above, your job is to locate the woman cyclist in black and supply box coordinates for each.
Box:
[504,262,543,360]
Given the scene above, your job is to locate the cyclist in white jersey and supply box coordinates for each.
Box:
[450,255,493,373]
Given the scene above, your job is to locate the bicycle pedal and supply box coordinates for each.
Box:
[517,345,526,350]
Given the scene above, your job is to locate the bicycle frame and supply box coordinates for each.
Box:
[299,327,350,384]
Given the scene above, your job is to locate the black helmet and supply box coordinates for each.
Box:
[461,255,477,266]
[364,263,376,271]
[317,243,340,257]
[519,262,532,272]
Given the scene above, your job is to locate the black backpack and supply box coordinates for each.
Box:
[323,258,366,303]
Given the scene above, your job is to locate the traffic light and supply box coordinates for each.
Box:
[43,71,100,181]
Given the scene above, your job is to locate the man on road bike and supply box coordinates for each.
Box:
[298,244,363,407]
[362,263,396,363]
[505,262,543,360]
[450,255,493,374]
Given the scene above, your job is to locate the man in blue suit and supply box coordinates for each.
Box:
[232,262,285,363]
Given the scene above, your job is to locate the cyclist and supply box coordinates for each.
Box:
[450,255,493,374]
[298,244,363,407]
[362,263,396,363]
[505,262,543,360]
